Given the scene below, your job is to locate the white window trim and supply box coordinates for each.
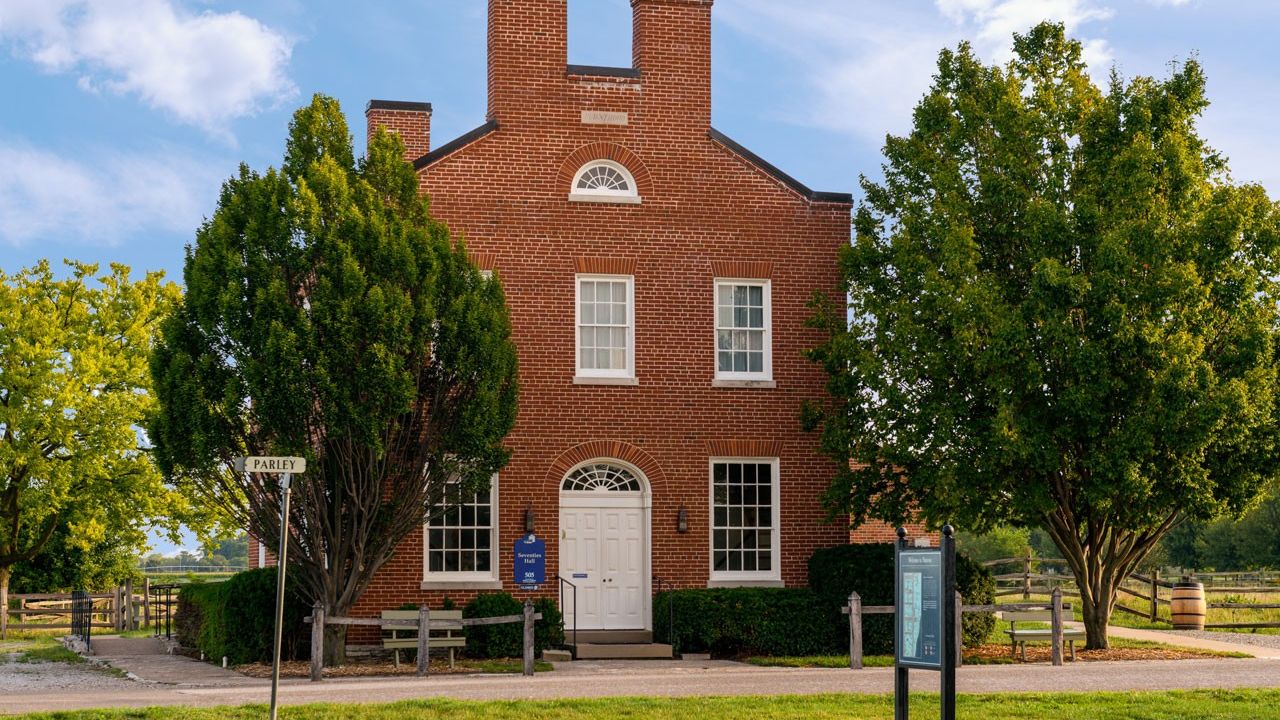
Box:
[479,269,494,280]
[714,278,773,382]
[422,474,500,588]
[569,160,642,205]
[708,457,782,585]
[575,274,636,381]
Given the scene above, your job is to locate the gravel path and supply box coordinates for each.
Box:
[0,653,136,693]
[1174,630,1280,650]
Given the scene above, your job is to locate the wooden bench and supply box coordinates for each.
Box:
[381,609,465,668]
[1002,606,1084,661]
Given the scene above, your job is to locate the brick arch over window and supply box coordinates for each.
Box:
[558,143,652,197]
[546,440,667,492]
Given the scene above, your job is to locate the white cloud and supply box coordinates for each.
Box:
[717,0,1116,143]
[0,0,296,138]
[0,139,222,247]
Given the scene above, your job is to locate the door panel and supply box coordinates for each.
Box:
[560,501,647,630]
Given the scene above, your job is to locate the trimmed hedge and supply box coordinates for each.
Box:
[174,568,308,665]
[462,593,565,659]
[652,588,839,657]
[808,543,996,654]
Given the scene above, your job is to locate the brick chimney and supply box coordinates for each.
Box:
[365,100,432,162]
[632,0,713,130]
[487,0,568,124]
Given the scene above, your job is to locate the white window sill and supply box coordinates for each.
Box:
[420,579,503,591]
[706,578,785,589]
[568,193,643,205]
[574,375,640,386]
[712,379,776,389]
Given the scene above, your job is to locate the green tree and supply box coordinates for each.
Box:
[956,526,1032,565]
[149,94,519,664]
[804,24,1280,648]
[0,261,200,629]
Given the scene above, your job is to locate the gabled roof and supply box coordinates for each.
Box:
[708,128,853,205]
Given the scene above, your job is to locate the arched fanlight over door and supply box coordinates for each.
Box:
[561,462,643,492]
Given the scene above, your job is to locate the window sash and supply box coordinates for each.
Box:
[424,476,498,581]
[709,459,780,581]
[714,280,771,380]
[576,275,635,377]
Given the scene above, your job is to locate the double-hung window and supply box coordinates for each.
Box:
[576,275,635,380]
[715,280,771,380]
[709,459,781,583]
[423,475,499,585]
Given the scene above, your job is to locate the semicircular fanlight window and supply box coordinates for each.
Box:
[562,463,643,492]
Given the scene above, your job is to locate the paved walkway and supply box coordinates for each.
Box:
[88,636,259,687]
[3,630,1278,715]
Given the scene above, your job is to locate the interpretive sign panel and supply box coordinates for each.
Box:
[895,547,943,669]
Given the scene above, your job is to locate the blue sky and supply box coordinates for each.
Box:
[3,0,1279,285]
[1,0,1277,554]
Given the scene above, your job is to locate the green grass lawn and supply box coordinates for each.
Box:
[8,691,1280,720]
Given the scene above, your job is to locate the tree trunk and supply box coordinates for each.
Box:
[322,622,347,666]
[0,565,10,640]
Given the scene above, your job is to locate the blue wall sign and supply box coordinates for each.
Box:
[514,533,546,588]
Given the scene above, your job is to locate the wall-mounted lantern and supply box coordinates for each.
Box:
[524,505,536,534]
[676,505,689,534]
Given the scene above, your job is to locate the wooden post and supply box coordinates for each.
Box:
[124,578,135,631]
[522,600,535,677]
[310,602,324,682]
[1023,549,1032,600]
[1050,587,1064,666]
[416,607,430,677]
[954,591,964,667]
[143,578,151,631]
[1150,570,1159,623]
[848,591,863,670]
[114,586,124,632]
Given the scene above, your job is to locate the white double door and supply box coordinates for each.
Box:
[560,497,648,630]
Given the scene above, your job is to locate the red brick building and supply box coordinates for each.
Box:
[256,0,876,641]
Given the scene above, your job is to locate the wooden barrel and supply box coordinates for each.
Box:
[1170,582,1206,630]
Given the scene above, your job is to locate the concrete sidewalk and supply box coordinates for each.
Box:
[1101,625,1280,659]
[5,654,1280,715]
[89,636,261,688]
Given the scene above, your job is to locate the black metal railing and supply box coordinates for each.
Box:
[70,590,92,651]
[150,583,180,640]
[652,575,674,650]
[558,576,578,652]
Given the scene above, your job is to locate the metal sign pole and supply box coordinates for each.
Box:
[894,527,909,720]
[269,472,292,720]
[941,524,957,720]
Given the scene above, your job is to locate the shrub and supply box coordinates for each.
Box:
[653,588,840,657]
[174,568,308,665]
[808,543,996,653]
[463,593,565,659]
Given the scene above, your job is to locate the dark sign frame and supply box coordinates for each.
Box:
[893,525,958,720]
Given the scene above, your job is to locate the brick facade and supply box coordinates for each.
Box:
[345,0,862,632]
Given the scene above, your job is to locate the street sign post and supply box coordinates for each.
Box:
[235,456,305,720]
[894,525,958,720]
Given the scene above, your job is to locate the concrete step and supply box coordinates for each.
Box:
[572,642,673,660]
[570,630,653,645]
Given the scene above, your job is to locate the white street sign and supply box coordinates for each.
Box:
[234,456,306,474]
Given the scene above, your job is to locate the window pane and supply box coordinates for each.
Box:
[749,286,763,306]
[749,352,763,373]
[728,552,742,571]
[597,349,612,368]
[581,282,595,302]
[581,303,595,324]
[611,303,626,325]
[749,331,763,351]
[749,308,764,328]
[717,331,733,351]
[743,552,757,571]
[612,282,626,302]
[735,307,749,328]
[734,286,748,305]
[714,550,728,571]
[581,348,595,369]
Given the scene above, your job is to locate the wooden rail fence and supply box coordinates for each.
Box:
[1,579,165,639]
[303,600,543,681]
[840,588,1073,669]
[982,554,1280,630]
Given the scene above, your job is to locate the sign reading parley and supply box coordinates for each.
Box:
[514,534,546,588]
[234,456,307,474]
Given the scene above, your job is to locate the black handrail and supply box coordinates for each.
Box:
[652,575,674,651]
[71,590,91,651]
[558,576,578,653]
